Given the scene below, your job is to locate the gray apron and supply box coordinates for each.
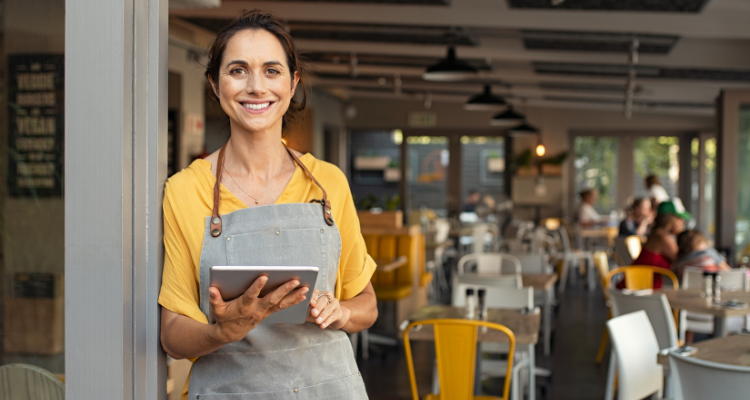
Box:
[188,145,368,400]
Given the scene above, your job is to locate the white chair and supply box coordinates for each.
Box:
[609,289,678,398]
[680,267,750,342]
[609,289,678,350]
[669,348,750,400]
[452,285,535,400]
[605,311,665,400]
[512,253,551,275]
[0,363,64,399]
[545,220,595,292]
[452,274,522,299]
[457,252,522,275]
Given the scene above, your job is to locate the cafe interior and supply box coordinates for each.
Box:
[5,0,750,399]
[160,1,750,399]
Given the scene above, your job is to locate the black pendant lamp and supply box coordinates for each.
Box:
[422,46,478,82]
[507,122,540,136]
[489,106,525,126]
[464,85,507,111]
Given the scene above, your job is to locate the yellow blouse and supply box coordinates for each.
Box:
[158,153,376,324]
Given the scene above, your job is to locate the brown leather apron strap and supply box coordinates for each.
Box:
[210,145,228,237]
[210,143,334,238]
[283,145,335,226]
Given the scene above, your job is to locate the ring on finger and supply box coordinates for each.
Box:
[317,293,332,305]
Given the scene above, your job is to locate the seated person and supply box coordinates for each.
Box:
[575,189,608,228]
[630,213,685,289]
[463,189,481,212]
[619,197,653,237]
[673,229,730,280]
[645,174,670,207]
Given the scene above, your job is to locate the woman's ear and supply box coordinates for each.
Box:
[208,75,220,99]
[290,71,300,96]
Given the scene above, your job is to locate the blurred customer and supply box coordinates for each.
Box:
[630,213,685,288]
[656,198,693,228]
[576,189,607,228]
[645,175,670,207]
[618,197,653,237]
[673,229,730,280]
[463,189,481,212]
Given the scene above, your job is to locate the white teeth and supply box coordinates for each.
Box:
[243,102,270,110]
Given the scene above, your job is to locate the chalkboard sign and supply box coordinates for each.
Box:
[7,54,64,197]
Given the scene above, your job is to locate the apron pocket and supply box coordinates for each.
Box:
[225,228,327,285]
[192,372,367,400]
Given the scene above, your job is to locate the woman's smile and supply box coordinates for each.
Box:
[239,100,275,113]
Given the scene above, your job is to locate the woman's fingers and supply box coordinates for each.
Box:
[261,279,301,308]
[275,287,309,310]
[310,291,333,318]
[240,275,268,307]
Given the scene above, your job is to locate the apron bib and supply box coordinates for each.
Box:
[188,146,368,400]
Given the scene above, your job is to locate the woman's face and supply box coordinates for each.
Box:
[671,218,686,235]
[211,29,299,135]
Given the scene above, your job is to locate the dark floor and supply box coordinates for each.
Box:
[360,279,611,400]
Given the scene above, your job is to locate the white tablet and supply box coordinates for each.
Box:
[209,266,319,325]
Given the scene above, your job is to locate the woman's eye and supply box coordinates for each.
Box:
[230,68,246,76]
[267,68,280,75]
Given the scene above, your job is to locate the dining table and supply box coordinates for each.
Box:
[403,304,541,400]
[522,273,558,357]
[657,334,750,367]
[658,289,750,337]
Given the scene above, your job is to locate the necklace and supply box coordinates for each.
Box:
[222,155,270,205]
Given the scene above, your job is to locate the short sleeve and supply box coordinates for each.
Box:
[158,182,208,324]
[333,175,376,301]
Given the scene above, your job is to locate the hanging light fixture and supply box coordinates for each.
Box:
[507,122,540,136]
[490,106,525,126]
[422,46,478,82]
[464,85,507,111]
[535,143,546,157]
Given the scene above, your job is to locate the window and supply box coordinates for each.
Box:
[0,0,65,375]
[574,137,619,213]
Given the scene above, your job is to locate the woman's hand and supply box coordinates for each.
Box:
[209,276,309,344]
[307,290,351,330]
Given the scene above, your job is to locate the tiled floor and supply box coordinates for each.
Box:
[361,278,611,400]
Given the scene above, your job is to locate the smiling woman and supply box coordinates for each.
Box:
[158,9,376,400]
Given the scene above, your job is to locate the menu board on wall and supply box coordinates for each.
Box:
[7,54,64,198]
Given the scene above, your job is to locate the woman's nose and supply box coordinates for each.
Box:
[245,73,267,94]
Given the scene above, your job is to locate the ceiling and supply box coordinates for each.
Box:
[170,0,750,116]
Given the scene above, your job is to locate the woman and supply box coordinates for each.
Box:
[158,11,376,399]
[631,213,685,288]
[618,197,653,237]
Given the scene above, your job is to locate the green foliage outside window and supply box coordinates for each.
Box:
[574,137,618,212]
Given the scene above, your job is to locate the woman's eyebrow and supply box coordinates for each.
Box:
[224,60,284,68]
[225,60,248,68]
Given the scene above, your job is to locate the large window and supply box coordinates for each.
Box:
[737,106,750,253]
[574,137,619,213]
[0,0,65,375]
[633,136,680,199]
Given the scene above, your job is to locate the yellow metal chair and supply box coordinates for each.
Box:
[404,319,516,400]
[605,265,679,290]
[592,251,613,365]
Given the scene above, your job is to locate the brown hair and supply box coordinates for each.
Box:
[677,229,708,258]
[645,175,660,187]
[653,212,679,232]
[204,9,307,130]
